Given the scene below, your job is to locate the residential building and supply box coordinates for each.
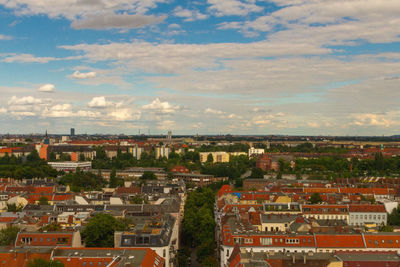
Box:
[156,146,171,159]
[47,161,92,172]
[199,151,230,163]
[15,231,82,248]
[249,147,265,157]
[348,204,387,226]
[114,214,178,267]
[129,146,144,159]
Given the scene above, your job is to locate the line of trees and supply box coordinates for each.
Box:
[0,150,58,179]
[181,187,217,266]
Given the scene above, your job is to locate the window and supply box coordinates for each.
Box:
[234,237,243,244]
[21,237,32,244]
[261,238,272,245]
[57,238,69,245]
[163,249,166,258]
[285,238,299,244]
[244,238,253,244]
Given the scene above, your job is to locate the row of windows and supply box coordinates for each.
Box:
[286,238,299,244]
[350,214,386,220]
[306,214,347,220]
[81,262,108,266]
[21,237,69,244]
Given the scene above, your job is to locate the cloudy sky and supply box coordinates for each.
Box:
[0,0,399,135]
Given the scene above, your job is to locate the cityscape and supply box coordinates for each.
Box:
[1,0,400,267]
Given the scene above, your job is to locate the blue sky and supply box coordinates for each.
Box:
[0,0,400,135]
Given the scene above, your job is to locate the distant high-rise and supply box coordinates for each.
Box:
[167,130,172,140]
[70,128,75,136]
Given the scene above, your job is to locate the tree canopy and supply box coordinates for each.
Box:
[82,213,130,247]
[0,226,20,246]
[27,258,64,267]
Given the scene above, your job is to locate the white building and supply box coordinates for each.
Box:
[156,146,171,159]
[48,161,92,172]
[129,146,144,159]
[248,147,265,158]
[348,204,387,226]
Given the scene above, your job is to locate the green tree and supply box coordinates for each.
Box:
[250,167,264,178]
[6,203,22,212]
[109,168,117,188]
[140,171,157,180]
[177,248,191,267]
[59,153,71,161]
[26,149,41,162]
[379,225,393,232]
[130,195,146,204]
[0,226,20,246]
[310,192,323,204]
[82,213,126,247]
[39,196,49,205]
[41,223,62,232]
[48,152,57,161]
[79,153,85,161]
[27,258,64,267]
[206,153,214,163]
[388,205,400,226]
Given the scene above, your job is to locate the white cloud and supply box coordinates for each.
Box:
[88,96,112,108]
[207,0,263,16]
[352,113,397,128]
[38,84,56,93]
[205,108,225,115]
[173,6,208,21]
[109,108,141,121]
[157,120,175,130]
[42,104,73,118]
[0,53,57,63]
[1,0,168,29]
[8,96,46,105]
[227,113,242,119]
[0,34,12,40]
[142,98,180,114]
[72,70,97,79]
[219,0,400,44]
[71,12,166,30]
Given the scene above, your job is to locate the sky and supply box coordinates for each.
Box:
[0,0,400,136]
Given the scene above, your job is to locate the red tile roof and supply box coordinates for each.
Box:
[0,251,51,267]
[33,186,54,194]
[54,247,164,267]
[16,232,74,247]
[315,234,365,248]
[0,217,17,223]
[348,204,386,213]
[218,185,232,197]
[364,234,400,249]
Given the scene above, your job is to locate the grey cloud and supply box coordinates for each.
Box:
[71,12,166,30]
